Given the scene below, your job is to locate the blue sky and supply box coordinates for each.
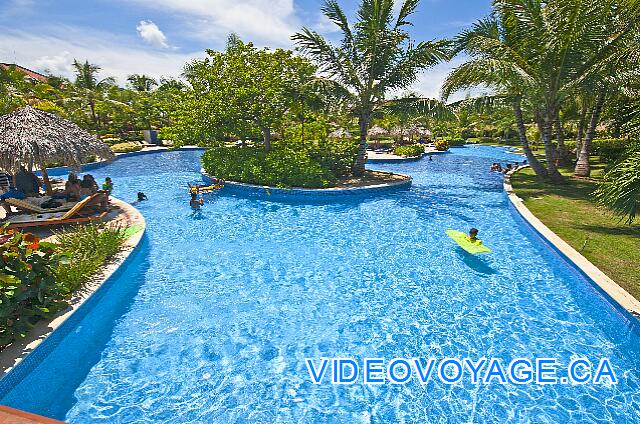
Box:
[0,0,491,98]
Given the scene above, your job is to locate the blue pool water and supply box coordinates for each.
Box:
[2,146,639,422]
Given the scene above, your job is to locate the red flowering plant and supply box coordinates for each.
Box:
[0,226,71,347]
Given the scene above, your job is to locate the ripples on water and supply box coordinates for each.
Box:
[3,146,639,423]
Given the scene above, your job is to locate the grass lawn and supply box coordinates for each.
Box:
[510,163,640,302]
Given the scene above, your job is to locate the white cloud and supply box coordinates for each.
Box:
[125,0,298,47]
[136,20,169,49]
[0,27,201,83]
[34,51,75,75]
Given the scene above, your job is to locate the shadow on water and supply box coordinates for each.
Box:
[456,247,497,275]
[0,236,152,420]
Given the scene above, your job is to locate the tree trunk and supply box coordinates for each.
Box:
[555,111,571,167]
[539,110,564,184]
[88,97,98,128]
[576,107,587,159]
[575,90,606,177]
[262,126,272,153]
[353,114,369,176]
[513,100,547,179]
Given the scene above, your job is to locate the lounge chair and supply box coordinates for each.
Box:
[5,197,76,214]
[6,192,108,229]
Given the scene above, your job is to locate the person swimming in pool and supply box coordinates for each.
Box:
[190,192,203,209]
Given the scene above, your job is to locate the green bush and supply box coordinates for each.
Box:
[594,139,628,163]
[201,139,358,188]
[111,142,143,154]
[55,225,127,292]
[0,229,69,346]
[447,139,467,147]
[394,144,424,157]
[0,224,127,347]
[565,139,629,163]
[564,139,577,152]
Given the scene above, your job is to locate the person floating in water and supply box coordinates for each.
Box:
[468,228,482,244]
[190,192,204,209]
[131,191,148,206]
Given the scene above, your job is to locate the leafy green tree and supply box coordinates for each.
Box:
[293,0,448,175]
[0,65,30,114]
[169,37,317,150]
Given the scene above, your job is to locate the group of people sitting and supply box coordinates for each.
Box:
[0,166,114,218]
[490,160,528,174]
[0,166,44,216]
[61,173,110,202]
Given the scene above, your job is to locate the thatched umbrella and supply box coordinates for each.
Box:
[368,125,388,139]
[0,106,115,195]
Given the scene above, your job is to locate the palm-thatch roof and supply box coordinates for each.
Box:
[0,105,114,173]
[368,125,388,139]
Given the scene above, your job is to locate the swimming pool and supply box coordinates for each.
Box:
[2,146,639,422]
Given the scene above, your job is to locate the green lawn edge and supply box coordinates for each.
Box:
[510,167,640,302]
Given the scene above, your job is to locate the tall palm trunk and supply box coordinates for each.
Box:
[353,114,370,176]
[575,89,606,177]
[575,107,587,159]
[539,110,564,184]
[88,97,98,128]
[555,111,571,166]
[513,100,547,178]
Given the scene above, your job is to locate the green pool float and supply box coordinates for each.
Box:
[446,230,491,255]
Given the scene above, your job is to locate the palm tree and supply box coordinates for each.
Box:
[445,0,640,184]
[293,0,448,176]
[72,60,115,128]
[442,15,549,178]
[127,74,158,92]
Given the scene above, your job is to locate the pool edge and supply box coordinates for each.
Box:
[504,167,640,319]
[201,170,413,200]
[0,198,147,380]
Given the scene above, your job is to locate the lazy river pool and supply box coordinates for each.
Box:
[1,146,639,422]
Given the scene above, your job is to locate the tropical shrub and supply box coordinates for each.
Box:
[0,229,69,346]
[564,139,628,163]
[111,142,143,154]
[0,224,126,347]
[394,144,424,157]
[201,139,358,188]
[594,139,628,163]
[447,139,467,147]
[435,140,450,151]
[55,224,127,292]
